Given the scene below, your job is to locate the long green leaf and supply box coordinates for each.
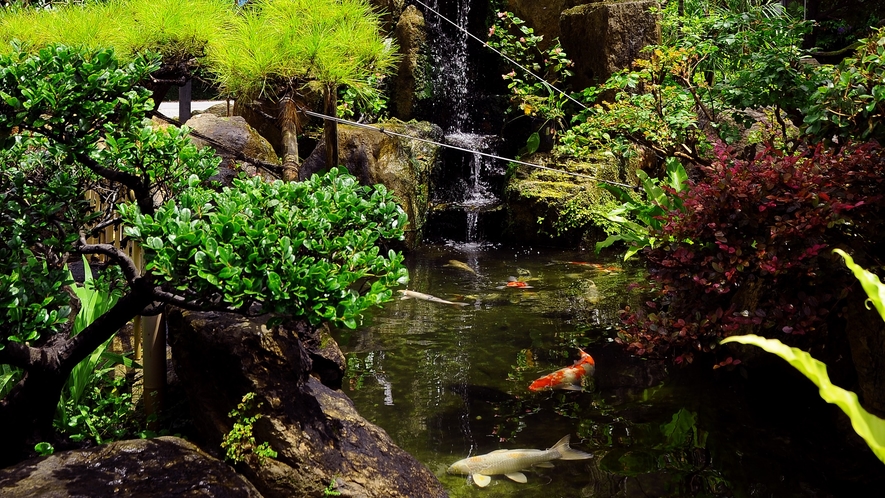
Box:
[721,334,885,464]
[833,249,885,322]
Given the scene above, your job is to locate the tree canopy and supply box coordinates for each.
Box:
[0,44,407,462]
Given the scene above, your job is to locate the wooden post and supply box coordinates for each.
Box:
[324,85,339,170]
[178,80,192,123]
[141,312,165,426]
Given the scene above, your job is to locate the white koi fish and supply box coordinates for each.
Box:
[398,289,469,306]
[446,435,592,487]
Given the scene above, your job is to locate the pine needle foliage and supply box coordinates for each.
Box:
[0,0,232,64]
[114,0,231,62]
[208,0,397,101]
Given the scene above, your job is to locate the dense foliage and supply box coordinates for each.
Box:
[617,142,885,361]
[0,45,407,459]
[489,0,885,363]
[805,26,885,141]
[487,10,574,153]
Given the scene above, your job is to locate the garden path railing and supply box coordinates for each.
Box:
[84,190,166,419]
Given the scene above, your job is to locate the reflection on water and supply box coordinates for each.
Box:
[332,245,884,497]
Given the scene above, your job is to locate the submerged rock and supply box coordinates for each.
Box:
[0,437,261,497]
[168,309,447,498]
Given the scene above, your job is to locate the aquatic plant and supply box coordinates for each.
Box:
[595,157,688,260]
[617,141,885,360]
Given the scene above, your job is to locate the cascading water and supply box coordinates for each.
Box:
[424,0,475,133]
[420,0,507,245]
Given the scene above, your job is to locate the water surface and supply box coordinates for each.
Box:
[333,244,883,497]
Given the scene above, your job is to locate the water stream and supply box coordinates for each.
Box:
[422,0,506,244]
[333,245,885,497]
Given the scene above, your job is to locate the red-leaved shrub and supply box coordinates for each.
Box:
[618,142,885,362]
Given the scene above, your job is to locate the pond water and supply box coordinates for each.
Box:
[331,244,884,497]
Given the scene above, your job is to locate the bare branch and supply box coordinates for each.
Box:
[76,241,141,284]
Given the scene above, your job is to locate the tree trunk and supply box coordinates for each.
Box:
[324,85,339,170]
[280,93,301,182]
[0,288,154,466]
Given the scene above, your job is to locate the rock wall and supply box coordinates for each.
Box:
[504,0,591,49]
[502,1,661,89]
[390,5,428,120]
[560,1,662,88]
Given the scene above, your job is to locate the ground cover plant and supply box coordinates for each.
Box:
[0,45,408,464]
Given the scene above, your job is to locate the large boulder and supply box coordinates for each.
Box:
[302,120,443,249]
[185,113,282,185]
[560,1,662,87]
[390,5,429,121]
[504,0,592,50]
[167,309,447,498]
[0,437,261,497]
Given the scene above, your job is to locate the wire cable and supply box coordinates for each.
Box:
[299,107,635,189]
[413,0,589,111]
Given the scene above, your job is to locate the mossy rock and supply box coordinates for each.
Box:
[503,152,633,247]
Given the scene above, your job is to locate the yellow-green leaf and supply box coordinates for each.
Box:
[721,334,885,464]
[833,249,885,322]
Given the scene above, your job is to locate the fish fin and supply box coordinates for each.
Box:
[452,302,470,307]
[505,472,527,483]
[559,384,583,391]
[533,462,555,468]
[550,435,594,461]
[472,474,491,487]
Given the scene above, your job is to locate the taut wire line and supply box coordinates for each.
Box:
[299,107,635,189]
[412,0,590,112]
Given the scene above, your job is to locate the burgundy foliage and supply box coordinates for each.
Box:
[618,142,885,362]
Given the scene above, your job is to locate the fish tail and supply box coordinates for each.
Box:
[579,349,596,366]
[550,435,593,461]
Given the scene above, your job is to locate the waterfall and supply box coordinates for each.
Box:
[421,0,506,245]
[425,0,475,133]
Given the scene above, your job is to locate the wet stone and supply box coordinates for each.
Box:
[0,436,262,498]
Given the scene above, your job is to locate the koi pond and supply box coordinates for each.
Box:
[332,244,884,497]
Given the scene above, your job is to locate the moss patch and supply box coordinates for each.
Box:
[503,152,634,246]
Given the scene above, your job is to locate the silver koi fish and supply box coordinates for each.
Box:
[398,289,469,306]
[447,434,592,487]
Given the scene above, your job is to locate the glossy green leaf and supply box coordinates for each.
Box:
[833,249,885,322]
[722,334,885,464]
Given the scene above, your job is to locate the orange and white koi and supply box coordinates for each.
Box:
[528,349,596,392]
[497,276,534,289]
